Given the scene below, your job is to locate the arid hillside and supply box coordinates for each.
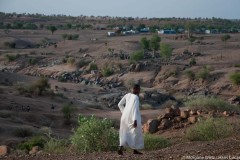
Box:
[1,14,240,159]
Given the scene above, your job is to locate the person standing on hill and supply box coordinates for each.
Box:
[118,84,144,155]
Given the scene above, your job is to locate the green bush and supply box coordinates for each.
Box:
[196,68,209,80]
[61,104,74,122]
[102,67,114,77]
[186,118,233,141]
[44,138,69,154]
[234,64,240,68]
[75,59,90,69]
[184,70,195,80]
[230,72,240,85]
[67,57,75,65]
[4,42,16,48]
[144,134,170,150]
[189,58,196,66]
[13,128,33,138]
[130,51,144,62]
[185,96,239,112]
[16,77,50,96]
[89,63,98,70]
[71,115,119,152]
[17,136,46,151]
[5,54,20,62]
[160,43,172,60]
[66,34,79,40]
[31,77,50,95]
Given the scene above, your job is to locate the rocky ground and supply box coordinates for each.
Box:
[2,136,240,160]
[1,17,240,159]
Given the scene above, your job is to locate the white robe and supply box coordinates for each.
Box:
[118,93,144,149]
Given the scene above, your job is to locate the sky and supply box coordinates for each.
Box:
[0,0,240,19]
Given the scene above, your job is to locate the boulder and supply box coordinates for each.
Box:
[229,96,240,105]
[129,64,136,71]
[190,110,197,115]
[146,119,160,133]
[171,105,181,117]
[173,116,182,123]
[208,110,217,117]
[139,93,147,100]
[158,112,174,120]
[159,119,172,130]
[0,145,9,156]
[29,146,40,155]
[135,64,141,72]
[164,107,173,114]
[188,116,198,124]
[197,110,202,115]
[180,110,189,119]
[223,111,232,117]
[143,124,149,133]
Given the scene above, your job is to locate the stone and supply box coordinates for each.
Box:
[29,146,40,155]
[223,111,230,117]
[165,107,173,114]
[161,113,174,120]
[143,124,149,133]
[147,119,160,133]
[188,116,198,124]
[171,106,181,117]
[135,64,141,72]
[159,119,172,129]
[0,145,9,156]
[173,116,182,123]
[129,64,136,71]
[190,110,197,115]
[180,110,189,119]
[229,96,240,105]
[208,110,216,117]
[139,93,147,100]
[197,110,202,115]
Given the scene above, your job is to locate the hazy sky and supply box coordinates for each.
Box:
[0,0,239,19]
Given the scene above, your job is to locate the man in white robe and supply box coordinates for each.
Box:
[118,84,144,155]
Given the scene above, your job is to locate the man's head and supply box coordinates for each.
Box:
[132,84,140,95]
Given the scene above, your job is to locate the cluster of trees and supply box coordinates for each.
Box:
[131,35,172,62]
[62,34,79,41]
[0,21,38,30]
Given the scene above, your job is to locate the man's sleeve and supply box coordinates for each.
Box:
[132,96,139,122]
[118,94,126,113]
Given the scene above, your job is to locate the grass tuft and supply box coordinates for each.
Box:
[144,134,170,150]
[186,118,234,141]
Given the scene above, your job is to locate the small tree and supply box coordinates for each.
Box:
[150,35,161,57]
[48,26,57,35]
[89,63,98,70]
[62,34,68,43]
[221,34,231,47]
[160,43,172,61]
[229,72,240,85]
[130,51,144,62]
[67,57,75,66]
[31,77,50,95]
[61,104,74,123]
[140,37,150,50]
[185,22,194,38]
[189,58,196,66]
[188,36,196,46]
